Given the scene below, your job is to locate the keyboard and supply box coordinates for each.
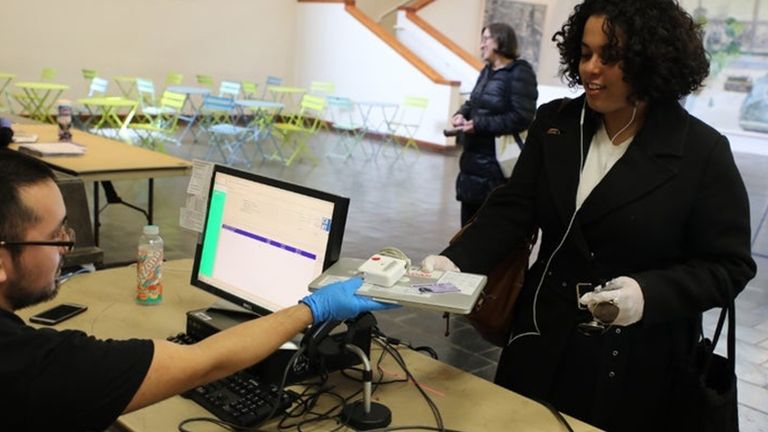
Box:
[167,332,298,427]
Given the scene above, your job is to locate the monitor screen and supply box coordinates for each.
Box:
[191,165,349,316]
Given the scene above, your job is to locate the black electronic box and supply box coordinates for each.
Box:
[185,307,371,385]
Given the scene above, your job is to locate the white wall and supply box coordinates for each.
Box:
[419,0,486,57]
[395,11,480,94]
[0,0,297,99]
[294,3,459,146]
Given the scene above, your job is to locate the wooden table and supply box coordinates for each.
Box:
[9,123,191,246]
[17,260,599,432]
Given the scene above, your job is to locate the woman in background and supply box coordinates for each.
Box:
[452,22,537,226]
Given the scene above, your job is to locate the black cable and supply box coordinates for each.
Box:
[177,346,306,432]
[373,338,446,432]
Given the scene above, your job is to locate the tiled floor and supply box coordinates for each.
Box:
[86,127,768,430]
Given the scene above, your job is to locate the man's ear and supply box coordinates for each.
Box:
[0,251,9,284]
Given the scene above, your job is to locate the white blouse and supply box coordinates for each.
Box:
[576,123,634,210]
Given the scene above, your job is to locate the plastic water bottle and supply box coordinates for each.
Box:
[57,100,72,142]
[137,225,163,305]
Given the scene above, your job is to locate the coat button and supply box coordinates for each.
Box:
[608,371,616,378]
[615,328,622,334]
[612,350,619,357]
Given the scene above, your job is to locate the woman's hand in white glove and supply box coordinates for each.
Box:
[579,276,645,326]
[420,255,460,272]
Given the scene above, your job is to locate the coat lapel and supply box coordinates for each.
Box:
[577,100,687,225]
[543,96,598,225]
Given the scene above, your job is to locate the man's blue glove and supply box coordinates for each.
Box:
[300,277,398,323]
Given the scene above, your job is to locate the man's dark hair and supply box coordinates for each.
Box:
[0,150,56,256]
[484,23,519,60]
[552,0,710,102]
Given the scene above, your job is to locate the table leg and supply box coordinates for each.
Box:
[93,182,100,247]
[148,178,154,225]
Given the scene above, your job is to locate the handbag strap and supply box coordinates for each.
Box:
[702,272,737,376]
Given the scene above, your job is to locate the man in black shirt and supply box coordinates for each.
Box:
[0,150,392,431]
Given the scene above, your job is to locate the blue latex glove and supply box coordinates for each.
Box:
[301,277,398,323]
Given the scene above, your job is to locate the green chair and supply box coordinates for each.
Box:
[129,90,186,151]
[0,72,16,113]
[310,81,335,97]
[270,94,326,166]
[242,81,258,99]
[13,67,58,117]
[388,96,428,160]
[82,69,97,82]
[165,72,184,87]
[196,74,214,89]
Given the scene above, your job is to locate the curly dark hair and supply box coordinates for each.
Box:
[552,0,709,102]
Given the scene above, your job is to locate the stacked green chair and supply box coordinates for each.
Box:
[129,90,186,151]
[270,94,326,166]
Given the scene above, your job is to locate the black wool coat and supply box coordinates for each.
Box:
[455,60,537,204]
[443,95,756,431]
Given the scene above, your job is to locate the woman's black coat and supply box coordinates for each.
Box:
[443,95,756,431]
[455,60,537,204]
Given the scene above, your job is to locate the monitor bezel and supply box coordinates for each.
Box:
[190,164,349,317]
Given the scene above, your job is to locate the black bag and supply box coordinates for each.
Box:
[675,299,738,431]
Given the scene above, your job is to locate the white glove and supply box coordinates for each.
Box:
[420,255,460,272]
[579,276,645,326]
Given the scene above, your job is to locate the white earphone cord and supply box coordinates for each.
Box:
[510,100,636,344]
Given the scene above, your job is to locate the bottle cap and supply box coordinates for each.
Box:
[142,225,160,235]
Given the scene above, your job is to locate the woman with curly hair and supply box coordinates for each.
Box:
[422,0,755,430]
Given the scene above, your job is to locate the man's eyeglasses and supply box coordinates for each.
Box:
[0,225,76,253]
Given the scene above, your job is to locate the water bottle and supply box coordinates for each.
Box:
[137,225,164,305]
[57,100,72,142]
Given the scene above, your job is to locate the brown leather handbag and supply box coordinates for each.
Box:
[450,224,536,347]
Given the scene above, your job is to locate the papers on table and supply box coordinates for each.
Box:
[179,159,214,233]
[17,142,86,157]
[12,132,39,143]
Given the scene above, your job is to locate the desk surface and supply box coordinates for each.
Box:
[9,124,191,182]
[17,260,597,432]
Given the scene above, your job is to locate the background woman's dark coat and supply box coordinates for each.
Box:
[455,60,537,204]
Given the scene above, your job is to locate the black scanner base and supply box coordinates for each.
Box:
[185,307,372,385]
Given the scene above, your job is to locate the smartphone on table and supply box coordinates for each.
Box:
[29,303,88,326]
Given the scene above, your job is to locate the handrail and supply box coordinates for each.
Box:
[403,0,435,11]
[345,4,459,86]
[401,10,483,71]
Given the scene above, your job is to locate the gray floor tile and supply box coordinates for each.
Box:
[740,405,768,432]
[739,380,768,415]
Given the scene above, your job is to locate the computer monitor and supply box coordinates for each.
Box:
[190,165,349,317]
